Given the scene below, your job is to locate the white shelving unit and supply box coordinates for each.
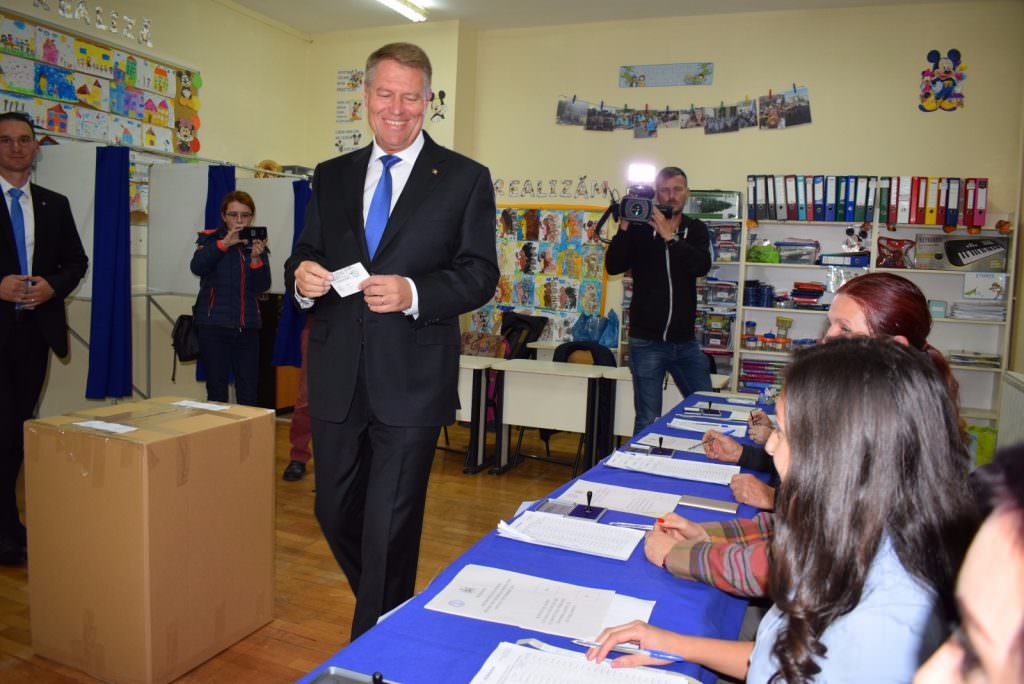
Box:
[705,212,1016,425]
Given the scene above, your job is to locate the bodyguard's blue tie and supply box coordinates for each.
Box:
[364,154,400,259]
[8,187,28,275]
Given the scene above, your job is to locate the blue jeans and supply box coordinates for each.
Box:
[628,337,711,434]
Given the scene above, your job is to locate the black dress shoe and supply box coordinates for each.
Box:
[0,539,26,566]
[282,460,306,481]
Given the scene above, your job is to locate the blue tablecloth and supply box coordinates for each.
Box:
[300,392,770,684]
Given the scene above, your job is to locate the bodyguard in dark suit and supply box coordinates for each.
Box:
[0,112,88,565]
[285,43,498,639]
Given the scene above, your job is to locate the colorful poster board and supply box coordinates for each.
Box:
[471,205,609,343]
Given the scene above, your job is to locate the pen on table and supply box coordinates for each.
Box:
[608,521,654,530]
[572,639,685,663]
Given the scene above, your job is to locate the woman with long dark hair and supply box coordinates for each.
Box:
[589,337,978,682]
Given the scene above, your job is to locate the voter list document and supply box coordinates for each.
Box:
[470,642,699,684]
[425,565,654,640]
[605,452,740,486]
[497,511,644,560]
[554,481,680,517]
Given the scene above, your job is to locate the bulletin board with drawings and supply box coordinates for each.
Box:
[467,205,610,343]
[0,9,201,159]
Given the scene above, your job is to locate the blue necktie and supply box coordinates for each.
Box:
[364,154,400,259]
[8,187,27,276]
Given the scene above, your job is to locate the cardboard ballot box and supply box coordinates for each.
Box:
[24,397,275,684]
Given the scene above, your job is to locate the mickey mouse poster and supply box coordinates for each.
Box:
[919,49,966,112]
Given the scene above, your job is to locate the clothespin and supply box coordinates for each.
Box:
[599,100,604,111]
[792,82,797,93]
[665,104,670,113]
[690,103,695,113]
[745,95,750,105]
[571,94,576,103]
[644,103,648,113]
[769,89,772,98]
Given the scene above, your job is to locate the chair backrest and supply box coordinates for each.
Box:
[553,340,617,367]
[500,312,549,359]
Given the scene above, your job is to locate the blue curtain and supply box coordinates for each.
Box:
[272,179,313,367]
[205,165,236,229]
[85,146,132,399]
[196,165,236,381]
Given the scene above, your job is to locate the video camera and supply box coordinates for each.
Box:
[617,183,675,227]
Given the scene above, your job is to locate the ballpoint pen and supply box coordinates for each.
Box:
[571,639,685,663]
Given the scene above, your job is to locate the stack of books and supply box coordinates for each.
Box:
[790,281,826,309]
[949,302,1006,321]
[739,358,787,395]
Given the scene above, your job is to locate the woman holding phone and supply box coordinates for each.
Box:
[190,190,270,405]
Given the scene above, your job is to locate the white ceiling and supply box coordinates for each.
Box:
[230,0,972,34]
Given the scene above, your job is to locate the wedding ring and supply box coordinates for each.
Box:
[379,295,384,305]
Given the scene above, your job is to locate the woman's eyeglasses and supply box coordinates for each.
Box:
[225,212,253,220]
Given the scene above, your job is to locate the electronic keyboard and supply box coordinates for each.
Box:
[944,238,1006,267]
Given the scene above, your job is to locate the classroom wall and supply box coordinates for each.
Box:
[4,0,313,166]
[466,0,1024,367]
[302,20,463,164]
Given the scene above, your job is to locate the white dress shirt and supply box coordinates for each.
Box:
[0,175,34,272]
[296,132,425,317]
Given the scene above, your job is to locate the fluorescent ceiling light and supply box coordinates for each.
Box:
[373,0,428,22]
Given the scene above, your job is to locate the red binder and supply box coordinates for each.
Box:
[785,175,798,220]
[908,176,921,224]
[887,177,898,225]
[972,178,989,227]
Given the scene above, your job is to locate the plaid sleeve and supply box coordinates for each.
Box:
[662,513,773,598]
[701,511,773,544]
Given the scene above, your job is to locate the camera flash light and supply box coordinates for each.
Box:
[627,163,656,184]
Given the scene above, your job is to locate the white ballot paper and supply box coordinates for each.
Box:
[555,481,680,517]
[606,452,740,486]
[497,511,643,560]
[703,403,753,420]
[635,433,705,453]
[72,420,137,434]
[173,399,230,411]
[470,641,698,684]
[666,418,747,437]
[330,262,371,298]
[425,565,654,640]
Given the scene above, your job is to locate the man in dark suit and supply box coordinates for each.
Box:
[285,43,498,639]
[0,112,88,565]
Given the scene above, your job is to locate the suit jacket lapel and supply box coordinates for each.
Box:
[342,145,372,265]
[373,133,446,260]
[29,184,50,272]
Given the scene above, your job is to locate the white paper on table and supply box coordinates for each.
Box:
[554,481,680,517]
[497,511,644,561]
[173,399,230,411]
[666,418,748,438]
[606,452,740,486]
[425,564,653,640]
[635,433,705,453]
[72,420,137,434]
[704,402,753,420]
[329,262,371,298]
[470,642,695,684]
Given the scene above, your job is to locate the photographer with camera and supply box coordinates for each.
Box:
[189,190,270,406]
[606,166,712,434]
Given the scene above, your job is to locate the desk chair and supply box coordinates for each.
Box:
[513,340,616,476]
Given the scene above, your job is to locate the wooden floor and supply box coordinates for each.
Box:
[0,420,576,682]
